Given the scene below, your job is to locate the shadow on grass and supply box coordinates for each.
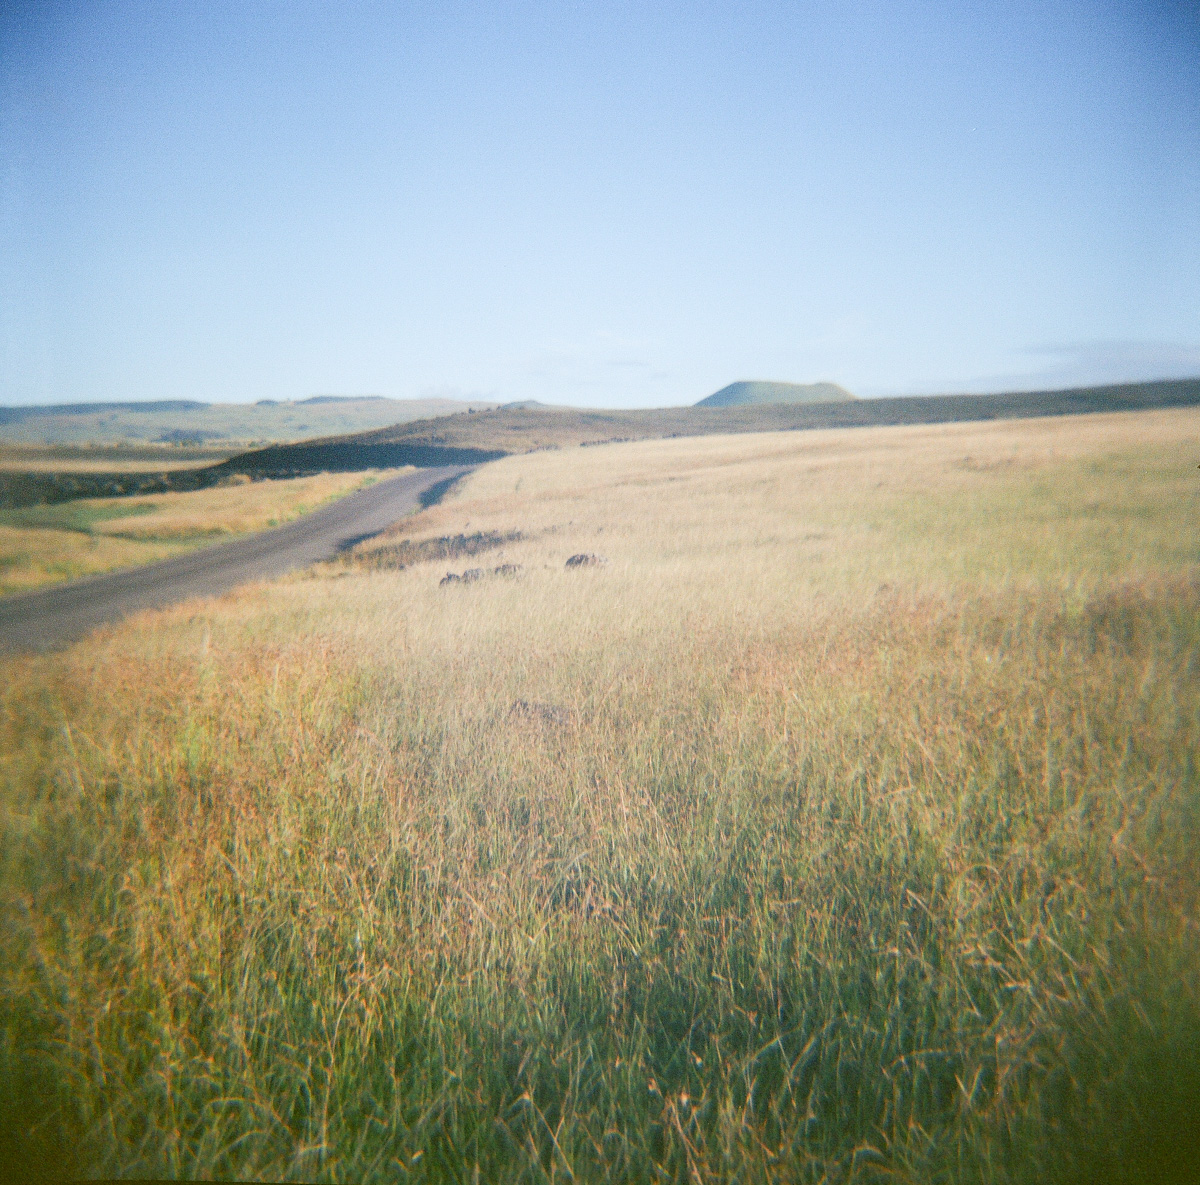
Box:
[418,469,471,510]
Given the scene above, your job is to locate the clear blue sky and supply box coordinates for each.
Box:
[2,0,1198,408]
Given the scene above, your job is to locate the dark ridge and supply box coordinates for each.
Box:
[0,468,225,510]
[4,378,1196,511]
[0,400,209,424]
[780,377,1200,427]
[298,395,389,404]
[155,428,226,443]
[213,441,508,475]
[222,376,1200,470]
[0,445,500,511]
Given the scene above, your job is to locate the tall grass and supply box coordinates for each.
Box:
[1,409,1198,1182]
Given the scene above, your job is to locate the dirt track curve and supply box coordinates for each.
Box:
[0,465,471,655]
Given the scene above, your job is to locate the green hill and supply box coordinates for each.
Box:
[696,380,855,408]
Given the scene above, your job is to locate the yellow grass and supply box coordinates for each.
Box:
[1,409,1197,1181]
[0,469,405,595]
[353,405,1200,605]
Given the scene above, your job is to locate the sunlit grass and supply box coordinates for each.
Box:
[1,409,1197,1182]
[0,469,402,595]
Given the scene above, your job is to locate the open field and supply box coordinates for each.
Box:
[1,408,1198,1181]
[0,470,401,596]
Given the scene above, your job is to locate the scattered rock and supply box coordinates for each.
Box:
[360,529,525,572]
[565,553,608,569]
[509,700,574,728]
[441,563,524,586]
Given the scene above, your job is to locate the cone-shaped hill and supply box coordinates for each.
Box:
[697,380,855,407]
[206,378,1200,478]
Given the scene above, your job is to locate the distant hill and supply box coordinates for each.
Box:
[0,396,500,447]
[697,381,855,408]
[4,378,1197,509]
[216,378,1200,477]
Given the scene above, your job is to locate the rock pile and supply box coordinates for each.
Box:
[440,564,524,586]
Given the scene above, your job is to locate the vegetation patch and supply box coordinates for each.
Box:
[0,500,157,534]
[0,470,401,595]
[1,408,1197,1181]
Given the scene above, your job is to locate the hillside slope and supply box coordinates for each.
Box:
[219,378,1200,475]
[697,380,855,407]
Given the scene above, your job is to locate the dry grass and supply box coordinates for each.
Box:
[0,470,404,595]
[1,409,1198,1182]
[355,406,1200,602]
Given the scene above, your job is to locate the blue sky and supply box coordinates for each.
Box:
[2,0,1198,408]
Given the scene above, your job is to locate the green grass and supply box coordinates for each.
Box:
[0,500,157,534]
[0,410,1197,1182]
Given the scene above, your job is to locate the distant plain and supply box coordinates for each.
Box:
[0,395,498,448]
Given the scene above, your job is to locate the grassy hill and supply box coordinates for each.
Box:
[696,379,855,407]
[4,377,1198,509]
[221,377,1200,475]
[0,395,498,447]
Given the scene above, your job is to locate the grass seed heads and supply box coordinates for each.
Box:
[1,407,1198,1182]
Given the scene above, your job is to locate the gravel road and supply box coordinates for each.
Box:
[0,466,470,654]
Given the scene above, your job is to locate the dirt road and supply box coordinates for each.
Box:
[0,466,470,654]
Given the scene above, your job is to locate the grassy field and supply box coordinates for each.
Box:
[1,408,1198,1182]
[0,470,399,596]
